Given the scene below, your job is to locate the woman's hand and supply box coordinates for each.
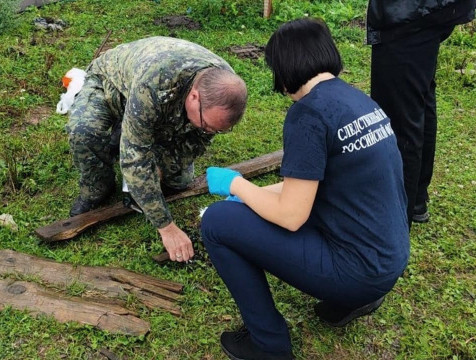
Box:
[206,167,242,196]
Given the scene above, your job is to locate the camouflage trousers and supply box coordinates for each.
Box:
[65,74,194,202]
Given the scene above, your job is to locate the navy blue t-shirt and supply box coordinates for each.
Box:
[280,78,409,282]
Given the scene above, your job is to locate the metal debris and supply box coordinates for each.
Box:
[33,17,67,31]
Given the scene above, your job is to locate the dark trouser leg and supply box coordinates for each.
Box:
[370,25,455,226]
[416,79,437,206]
[201,202,393,352]
[416,25,455,207]
[66,75,117,201]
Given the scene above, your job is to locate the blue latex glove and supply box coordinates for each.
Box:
[206,167,242,196]
[226,195,243,203]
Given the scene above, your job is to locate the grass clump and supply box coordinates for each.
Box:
[0,0,20,34]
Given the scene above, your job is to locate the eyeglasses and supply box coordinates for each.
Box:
[198,97,233,135]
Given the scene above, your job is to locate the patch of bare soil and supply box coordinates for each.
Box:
[25,105,52,126]
[228,44,265,61]
[1,106,24,121]
[153,15,201,30]
[347,18,366,29]
[8,105,51,133]
[96,43,114,57]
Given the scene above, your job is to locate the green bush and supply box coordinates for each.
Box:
[0,0,20,34]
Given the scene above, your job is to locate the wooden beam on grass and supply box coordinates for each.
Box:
[35,150,283,242]
[0,249,183,316]
[165,149,283,202]
[36,202,135,242]
[0,279,150,336]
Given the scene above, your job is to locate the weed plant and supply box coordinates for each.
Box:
[0,0,475,359]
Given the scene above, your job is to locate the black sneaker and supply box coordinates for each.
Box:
[315,296,385,328]
[220,327,294,360]
[412,203,429,223]
[69,196,105,216]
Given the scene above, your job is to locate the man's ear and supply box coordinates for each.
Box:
[188,87,199,101]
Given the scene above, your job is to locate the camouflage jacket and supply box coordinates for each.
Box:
[89,36,233,228]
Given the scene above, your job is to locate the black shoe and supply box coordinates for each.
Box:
[315,297,385,328]
[69,196,107,217]
[220,327,294,360]
[412,203,429,223]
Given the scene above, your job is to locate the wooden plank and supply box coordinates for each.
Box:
[35,202,134,242]
[0,249,182,316]
[0,279,150,336]
[155,149,284,202]
[35,150,283,242]
[263,0,273,18]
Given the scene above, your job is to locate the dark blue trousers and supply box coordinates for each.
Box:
[201,201,398,352]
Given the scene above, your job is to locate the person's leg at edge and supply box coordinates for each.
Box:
[413,78,437,221]
[414,25,456,222]
[370,29,442,227]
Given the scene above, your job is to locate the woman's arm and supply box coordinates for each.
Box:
[262,182,284,193]
[230,177,318,231]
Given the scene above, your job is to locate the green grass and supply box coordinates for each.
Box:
[0,0,475,359]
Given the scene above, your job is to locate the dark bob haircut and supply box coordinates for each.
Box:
[265,18,343,95]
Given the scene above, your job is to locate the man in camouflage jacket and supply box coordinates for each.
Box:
[66,36,247,262]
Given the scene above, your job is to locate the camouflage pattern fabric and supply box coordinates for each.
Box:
[66,36,233,228]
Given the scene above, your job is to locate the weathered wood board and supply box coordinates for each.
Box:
[35,150,283,242]
[263,0,273,18]
[0,250,183,317]
[36,203,135,242]
[0,279,150,335]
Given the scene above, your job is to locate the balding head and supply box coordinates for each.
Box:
[194,68,248,126]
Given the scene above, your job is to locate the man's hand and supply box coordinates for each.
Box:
[158,222,194,262]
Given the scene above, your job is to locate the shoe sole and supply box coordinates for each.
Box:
[221,344,245,360]
[320,296,385,328]
[412,211,429,223]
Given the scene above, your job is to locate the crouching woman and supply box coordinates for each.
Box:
[201,18,409,360]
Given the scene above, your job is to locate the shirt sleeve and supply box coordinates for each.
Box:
[120,83,173,228]
[280,109,328,181]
